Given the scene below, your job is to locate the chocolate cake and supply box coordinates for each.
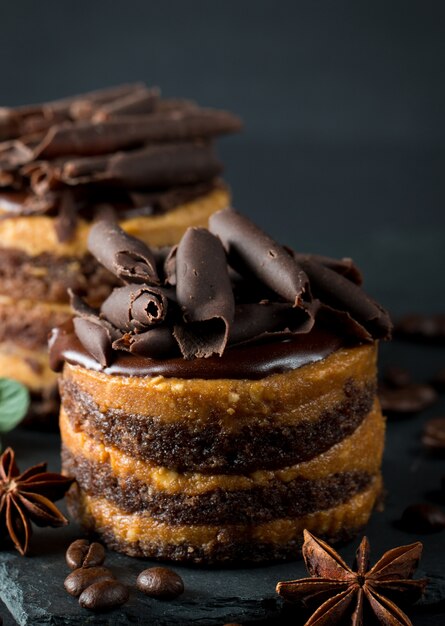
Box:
[51,208,392,563]
[0,84,241,424]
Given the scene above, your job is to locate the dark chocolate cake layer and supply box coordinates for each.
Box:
[62,449,374,524]
[60,375,376,473]
[66,478,381,564]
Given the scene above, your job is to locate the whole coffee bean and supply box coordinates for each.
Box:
[379,383,437,415]
[395,314,445,343]
[64,566,115,597]
[431,368,445,392]
[422,417,445,453]
[383,366,412,389]
[66,539,106,569]
[79,580,129,611]
[399,503,445,533]
[137,567,184,600]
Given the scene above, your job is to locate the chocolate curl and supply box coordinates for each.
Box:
[54,191,79,242]
[73,317,112,368]
[68,290,120,367]
[0,140,35,170]
[88,220,159,284]
[299,258,392,340]
[101,284,169,332]
[229,302,316,347]
[69,292,111,366]
[34,143,222,191]
[92,87,161,120]
[68,83,147,119]
[29,108,241,160]
[209,208,308,306]
[317,304,373,343]
[113,326,178,358]
[289,250,363,285]
[164,245,177,285]
[0,84,145,140]
[173,227,235,358]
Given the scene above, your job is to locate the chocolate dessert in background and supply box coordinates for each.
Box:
[0,83,241,426]
[51,208,391,564]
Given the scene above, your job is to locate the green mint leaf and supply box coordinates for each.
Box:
[0,378,30,433]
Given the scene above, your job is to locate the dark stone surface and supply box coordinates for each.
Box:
[1,338,445,624]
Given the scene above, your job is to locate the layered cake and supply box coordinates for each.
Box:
[0,84,241,424]
[51,209,392,563]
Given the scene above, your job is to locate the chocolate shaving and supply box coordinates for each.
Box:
[113,326,179,358]
[164,245,177,286]
[29,109,242,160]
[209,208,308,306]
[173,227,235,358]
[289,250,363,285]
[317,304,374,343]
[88,220,159,284]
[101,284,169,331]
[31,143,222,192]
[299,258,392,340]
[72,317,112,368]
[92,87,160,121]
[0,83,146,141]
[54,191,79,242]
[69,290,121,366]
[229,302,316,346]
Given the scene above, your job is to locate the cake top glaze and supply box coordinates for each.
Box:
[49,208,392,377]
[0,83,241,240]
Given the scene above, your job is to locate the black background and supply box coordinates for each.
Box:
[1,0,444,315]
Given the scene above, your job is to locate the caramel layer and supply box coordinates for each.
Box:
[60,403,384,495]
[69,478,381,562]
[0,342,58,392]
[0,188,229,257]
[63,343,377,426]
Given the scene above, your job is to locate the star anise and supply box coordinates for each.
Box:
[0,447,74,555]
[276,530,427,625]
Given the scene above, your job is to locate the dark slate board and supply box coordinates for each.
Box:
[1,339,445,625]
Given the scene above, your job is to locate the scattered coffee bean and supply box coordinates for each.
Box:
[64,566,115,597]
[379,383,437,415]
[383,366,412,389]
[422,417,445,453]
[395,314,445,344]
[66,539,106,569]
[137,567,184,600]
[431,368,445,392]
[399,503,445,533]
[79,580,129,611]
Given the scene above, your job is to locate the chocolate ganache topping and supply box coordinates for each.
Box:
[49,208,392,379]
[0,83,242,241]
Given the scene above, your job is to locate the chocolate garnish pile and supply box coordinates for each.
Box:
[0,83,242,240]
[62,208,392,367]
